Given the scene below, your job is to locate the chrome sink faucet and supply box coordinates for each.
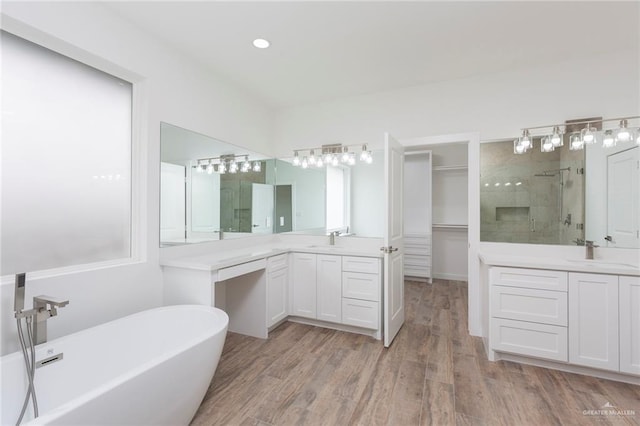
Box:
[33,295,69,345]
[329,231,340,245]
[585,240,598,260]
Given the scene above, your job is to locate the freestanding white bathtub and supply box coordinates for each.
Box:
[1,305,228,425]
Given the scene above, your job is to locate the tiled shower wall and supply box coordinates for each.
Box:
[480,139,584,245]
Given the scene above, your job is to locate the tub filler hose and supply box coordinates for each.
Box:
[16,316,38,425]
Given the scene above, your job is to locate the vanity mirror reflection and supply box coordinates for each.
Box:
[481,131,639,248]
[160,123,273,247]
[160,121,386,247]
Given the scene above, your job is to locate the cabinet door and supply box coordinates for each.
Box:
[291,253,317,319]
[316,254,342,323]
[267,267,288,327]
[569,273,619,371]
[620,276,640,375]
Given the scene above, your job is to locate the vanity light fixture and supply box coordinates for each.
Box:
[192,153,261,175]
[515,115,639,154]
[291,143,374,169]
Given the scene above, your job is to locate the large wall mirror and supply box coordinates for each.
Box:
[480,136,639,248]
[160,123,384,247]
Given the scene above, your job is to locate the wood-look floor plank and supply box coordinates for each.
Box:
[191,280,640,426]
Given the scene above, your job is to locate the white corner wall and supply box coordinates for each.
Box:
[0,2,273,355]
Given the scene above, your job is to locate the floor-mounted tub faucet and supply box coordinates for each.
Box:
[33,295,69,345]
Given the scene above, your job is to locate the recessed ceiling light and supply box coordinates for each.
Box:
[252,38,270,49]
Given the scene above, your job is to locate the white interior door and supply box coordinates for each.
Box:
[383,132,405,347]
[607,147,639,248]
[252,183,274,234]
[160,162,186,242]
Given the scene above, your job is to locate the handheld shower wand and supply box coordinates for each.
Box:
[14,273,26,314]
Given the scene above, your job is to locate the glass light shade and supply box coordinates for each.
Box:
[229,160,238,173]
[323,152,333,164]
[348,153,356,165]
[615,119,631,142]
[316,158,324,168]
[541,136,554,152]
[308,150,316,165]
[636,129,640,145]
[580,124,597,144]
[301,156,308,169]
[602,130,616,148]
[341,148,350,163]
[206,162,214,174]
[242,157,251,172]
[519,130,532,150]
[292,151,300,166]
[550,126,563,147]
[513,139,527,154]
[218,162,226,174]
[365,151,373,164]
[253,161,261,172]
[331,156,339,166]
[569,133,584,150]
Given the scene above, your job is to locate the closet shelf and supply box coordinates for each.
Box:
[432,223,468,229]
[432,164,468,171]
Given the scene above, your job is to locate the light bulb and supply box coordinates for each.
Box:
[341,147,350,163]
[513,139,526,154]
[206,161,214,174]
[581,123,597,144]
[229,160,238,173]
[615,119,631,142]
[301,156,308,169]
[636,129,640,145]
[348,153,356,165]
[219,162,226,174]
[520,129,532,149]
[569,133,584,150]
[253,161,261,172]
[360,144,369,161]
[551,126,563,147]
[316,158,324,168]
[196,161,204,173]
[365,152,373,164]
[602,130,615,148]
[541,136,554,153]
[331,156,339,166]
[242,157,251,172]
[292,151,300,166]
[308,150,316,166]
[323,153,333,164]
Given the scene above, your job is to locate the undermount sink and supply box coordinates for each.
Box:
[565,259,639,270]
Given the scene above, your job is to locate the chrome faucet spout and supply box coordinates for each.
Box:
[33,295,69,345]
[585,240,598,260]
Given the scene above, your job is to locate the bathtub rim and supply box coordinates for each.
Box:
[5,305,228,426]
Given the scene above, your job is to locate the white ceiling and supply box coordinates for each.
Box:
[106,1,639,109]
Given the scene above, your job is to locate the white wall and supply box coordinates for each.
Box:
[274,48,639,337]
[0,2,273,355]
[274,49,639,155]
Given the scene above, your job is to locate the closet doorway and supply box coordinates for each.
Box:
[401,132,481,337]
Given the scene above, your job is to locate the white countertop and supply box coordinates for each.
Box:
[160,243,383,271]
[479,253,640,277]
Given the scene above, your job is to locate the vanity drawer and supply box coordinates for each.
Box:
[343,272,380,302]
[490,267,568,292]
[491,286,567,326]
[342,299,379,329]
[342,256,379,274]
[491,318,568,362]
[267,253,288,271]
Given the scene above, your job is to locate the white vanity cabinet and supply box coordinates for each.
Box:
[290,252,381,333]
[291,252,317,319]
[342,256,381,329]
[568,273,619,371]
[316,254,342,323]
[489,267,569,362]
[618,276,640,375]
[266,254,288,327]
